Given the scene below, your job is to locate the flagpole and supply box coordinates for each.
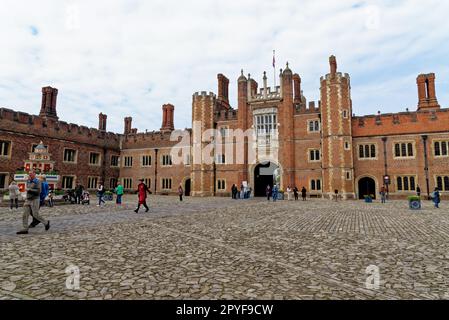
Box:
[273,50,276,88]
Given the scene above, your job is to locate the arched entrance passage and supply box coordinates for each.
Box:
[358,177,376,200]
[254,162,279,197]
[184,179,191,196]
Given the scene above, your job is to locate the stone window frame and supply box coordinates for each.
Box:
[0,172,9,190]
[123,156,133,168]
[61,175,76,190]
[109,178,118,189]
[308,148,321,163]
[88,151,101,167]
[432,139,449,158]
[392,141,416,159]
[122,177,133,190]
[0,140,12,159]
[342,109,349,119]
[434,175,449,192]
[215,153,226,165]
[394,175,418,192]
[87,176,100,189]
[307,119,321,133]
[345,170,352,181]
[141,154,152,167]
[110,155,120,168]
[161,178,172,190]
[357,142,378,160]
[161,154,173,167]
[63,148,78,164]
[143,178,151,188]
[309,179,322,191]
[344,140,351,151]
[216,179,226,191]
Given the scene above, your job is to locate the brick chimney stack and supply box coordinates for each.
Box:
[124,117,132,135]
[417,73,440,111]
[217,74,229,103]
[161,104,174,131]
[39,86,59,120]
[293,74,302,102]
[98,113,107,131]
[329,55,337,75]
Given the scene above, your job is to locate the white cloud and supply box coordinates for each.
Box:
[1,0,448,132]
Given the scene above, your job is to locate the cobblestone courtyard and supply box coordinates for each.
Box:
[0,196,448,300]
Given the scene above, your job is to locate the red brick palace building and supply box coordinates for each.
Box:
[1,56,448,199]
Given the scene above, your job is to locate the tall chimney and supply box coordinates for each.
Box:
[417,73,440,111]
[98,113,107,131]
[161,104,175,131]
[39,86,59,120]
[329,55,337,75]
[217,74,229,103]
[124,117,132,135]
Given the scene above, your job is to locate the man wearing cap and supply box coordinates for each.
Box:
[135,178,152,213]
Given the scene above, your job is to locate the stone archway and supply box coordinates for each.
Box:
[358,177,376,200]
[253,161,279,197]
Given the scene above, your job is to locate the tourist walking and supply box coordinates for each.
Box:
[115,182,124,205]
[97,183,106,207]
[432,188,441,208]
[8,180,19,210]
[178,184,184,201]
[293,186,299,201]
[380,185,387,204]
[240,184,244,199]
[134,178,152,213]
[17,171,50,235]
[416,186,421,198]
[301,187,307,201]
[334,189,339,201]
[272,184,278,202]
[266,185,271,201]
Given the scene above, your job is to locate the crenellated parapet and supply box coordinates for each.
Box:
[0,107,120,149]
[352,108,449,137]
[295,101,321,114]
[214,109,238,122]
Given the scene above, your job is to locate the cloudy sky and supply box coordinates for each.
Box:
[1,0,449,133]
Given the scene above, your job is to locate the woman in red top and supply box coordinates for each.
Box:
[134,179,152,213]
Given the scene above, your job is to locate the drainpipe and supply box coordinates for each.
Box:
[421,135,430,200]
[154,148,158,194]
[382,137,389,199]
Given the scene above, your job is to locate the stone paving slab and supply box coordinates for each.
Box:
[0,196,448,300]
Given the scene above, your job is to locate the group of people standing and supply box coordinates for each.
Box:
[266,185,307,202]
[231,184,252,199]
